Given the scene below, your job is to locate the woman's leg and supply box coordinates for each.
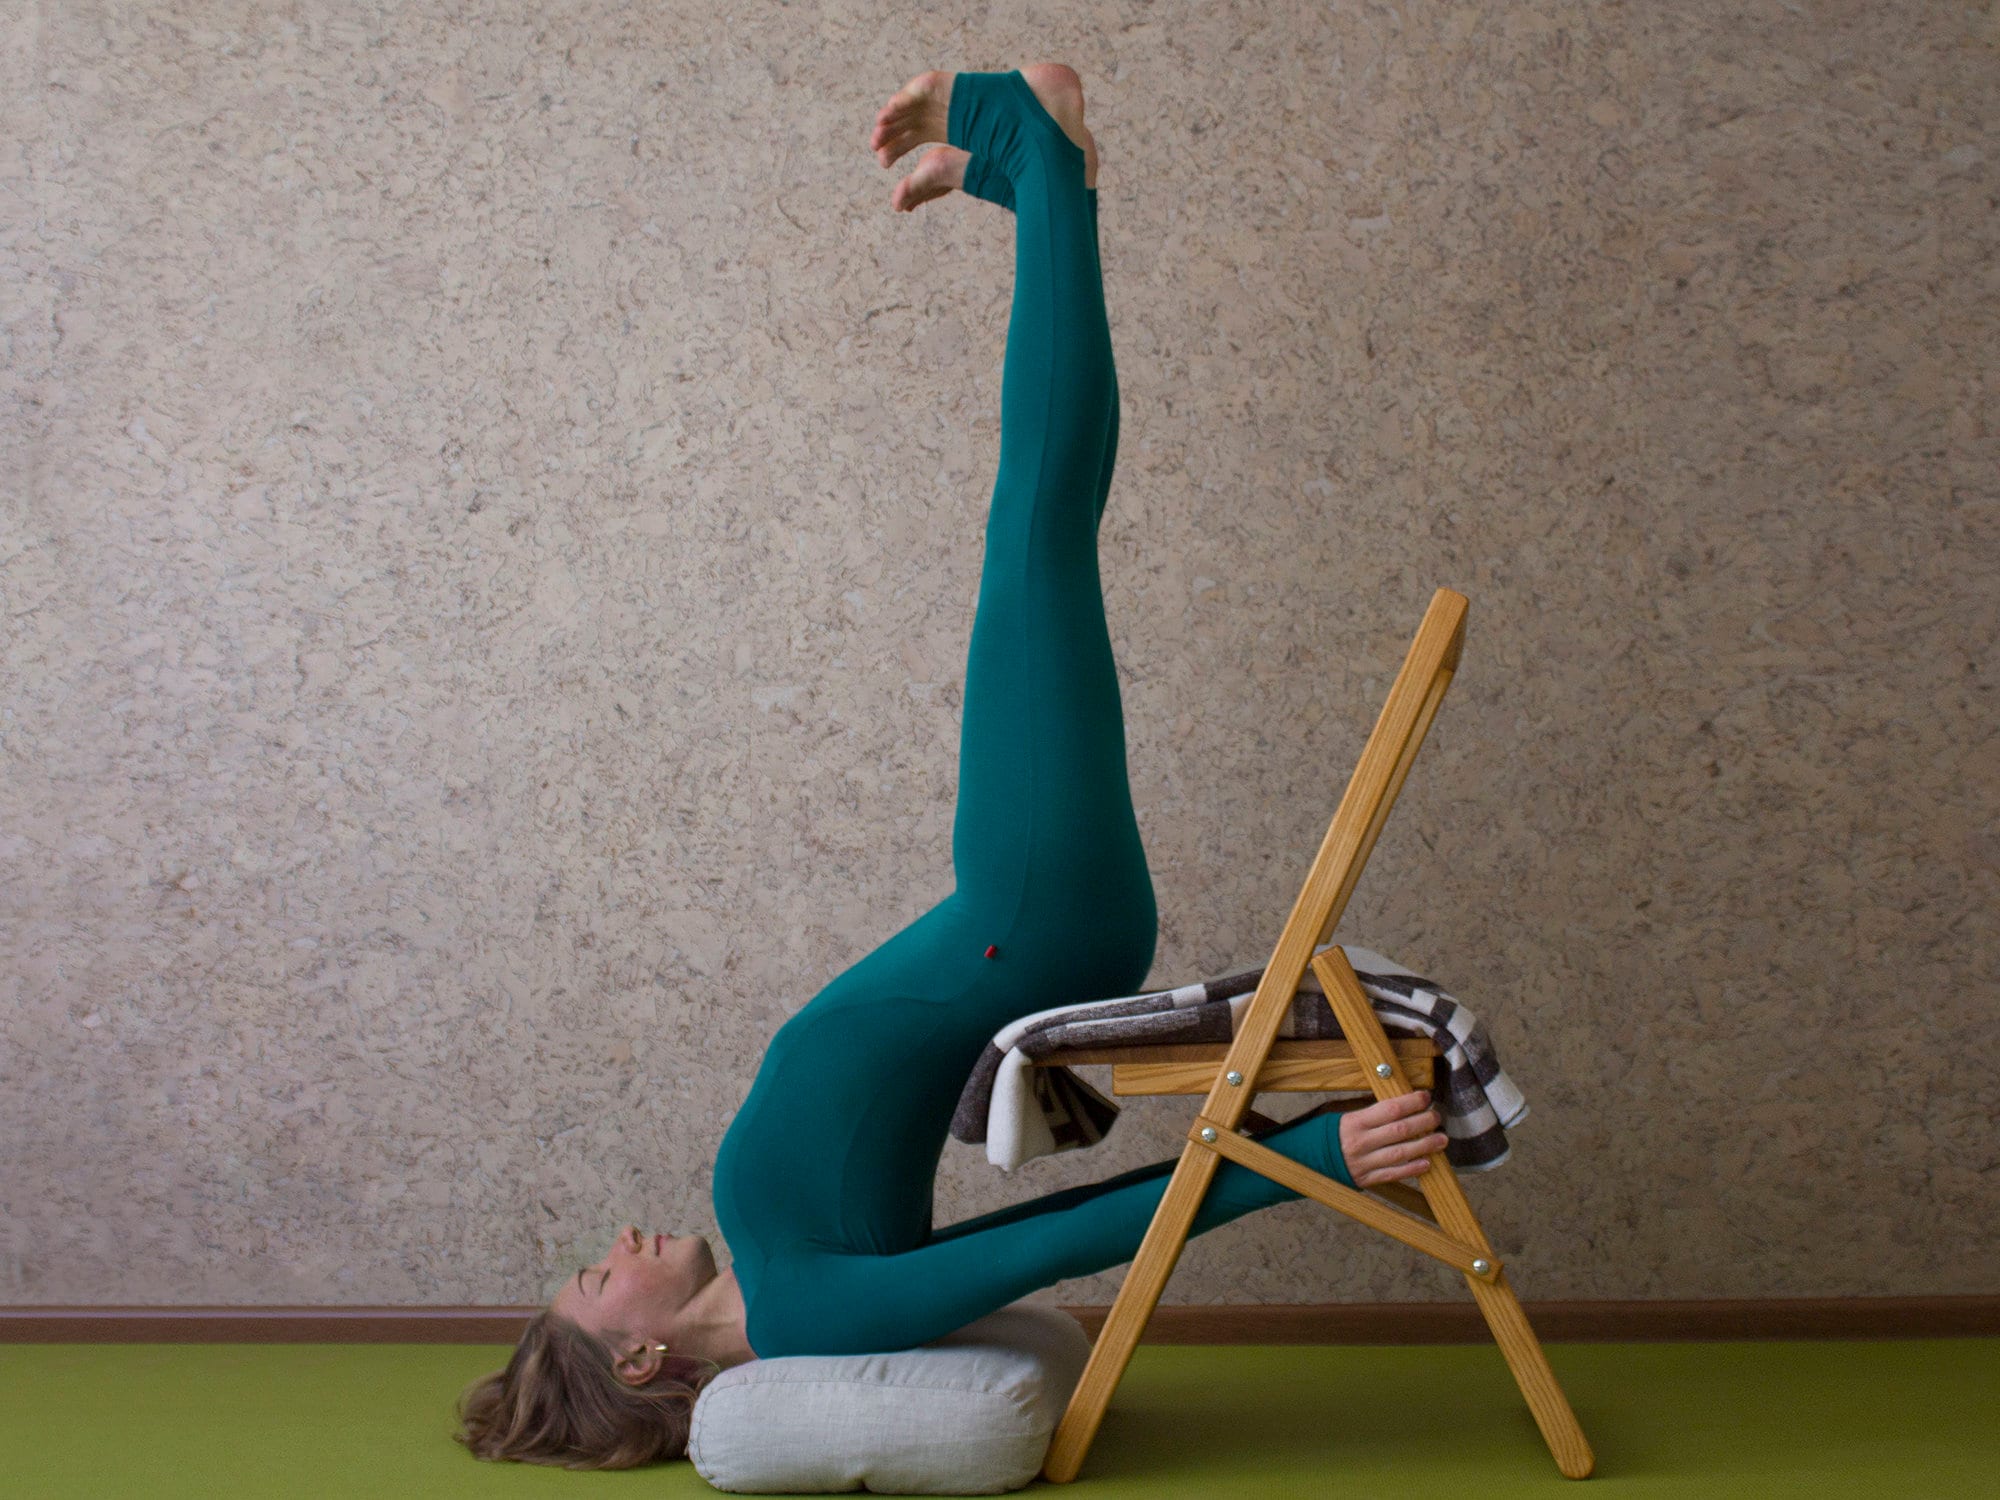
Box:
[750,1101,1359,1356]
[944,70,1155,1001]
[715,70,1159,1317]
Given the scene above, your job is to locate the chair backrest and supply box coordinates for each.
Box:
[1197,587,1468,1125]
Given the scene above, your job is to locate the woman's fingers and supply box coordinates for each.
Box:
[1349,1089,1430,1128]
[1338,1090,1449,1187]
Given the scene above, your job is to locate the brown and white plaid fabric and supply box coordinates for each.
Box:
[949,944,1527,1174]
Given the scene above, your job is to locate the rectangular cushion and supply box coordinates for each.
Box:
[687,1301,1093,1494]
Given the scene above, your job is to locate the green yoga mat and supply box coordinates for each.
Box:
[3,1338,1993,1498]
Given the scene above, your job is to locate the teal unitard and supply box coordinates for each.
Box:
[712,71,1355,1359]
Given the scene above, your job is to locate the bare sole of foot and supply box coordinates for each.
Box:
[870,63,1100,212]
[884,143,970,213]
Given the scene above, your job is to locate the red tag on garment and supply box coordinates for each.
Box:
[984,944,999,959]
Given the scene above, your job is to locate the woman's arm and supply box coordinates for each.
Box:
[745,1102,1361,1358]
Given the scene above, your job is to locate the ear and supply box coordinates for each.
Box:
[609,1339,665,1388]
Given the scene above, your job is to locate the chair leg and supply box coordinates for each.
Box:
[1463,1263,1597,1479]
[1314,946,1596,1480]
[1041,1146,1222,1483]
[1408,1140,1594,1477]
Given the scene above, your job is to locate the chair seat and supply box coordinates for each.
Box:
[1030,1036,1440,1096]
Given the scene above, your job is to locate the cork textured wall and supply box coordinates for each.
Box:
[4,2,1994,1313]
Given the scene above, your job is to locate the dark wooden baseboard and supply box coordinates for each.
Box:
[1060,1295,2000,1344]
[3,1296,1994,1345]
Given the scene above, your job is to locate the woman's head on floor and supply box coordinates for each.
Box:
[454,1224,725,1469]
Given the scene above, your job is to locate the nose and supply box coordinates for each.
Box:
[618,1224,643,1254]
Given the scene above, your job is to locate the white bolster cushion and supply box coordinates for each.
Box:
[686,1301,1093,1494]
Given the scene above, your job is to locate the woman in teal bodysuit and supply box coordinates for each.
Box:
[710,68,1372,1360]
[463,66,1451,1472]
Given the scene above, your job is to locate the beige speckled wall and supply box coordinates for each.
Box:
[3,1,1994,1314]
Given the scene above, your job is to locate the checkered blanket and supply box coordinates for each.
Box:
[949,944,1528,1174]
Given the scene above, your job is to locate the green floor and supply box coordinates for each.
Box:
[3,1339,1994,1498]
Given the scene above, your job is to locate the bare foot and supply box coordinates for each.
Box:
[891,144,971,213]
[870,65,1100,210]
[870,69,954,171]
[871,70,961,213]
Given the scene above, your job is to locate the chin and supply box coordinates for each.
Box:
[673,1231,716,1269]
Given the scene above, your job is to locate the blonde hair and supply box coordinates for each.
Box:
[454,1310,722,1469]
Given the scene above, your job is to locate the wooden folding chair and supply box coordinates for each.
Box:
[1036,586,1595,1482]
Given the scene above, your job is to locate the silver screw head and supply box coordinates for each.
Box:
[1225,1070,1243,1086]
[1199,1126,1218,1142]
[1375,1062,1394,1078]
[1472,1258,1492,1277]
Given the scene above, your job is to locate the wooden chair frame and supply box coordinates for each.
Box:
[1037,587,1595,1482]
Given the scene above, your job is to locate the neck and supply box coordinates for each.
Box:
[673,1267,757,1369]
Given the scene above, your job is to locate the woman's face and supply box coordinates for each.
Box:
[550,1224,718,1344]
